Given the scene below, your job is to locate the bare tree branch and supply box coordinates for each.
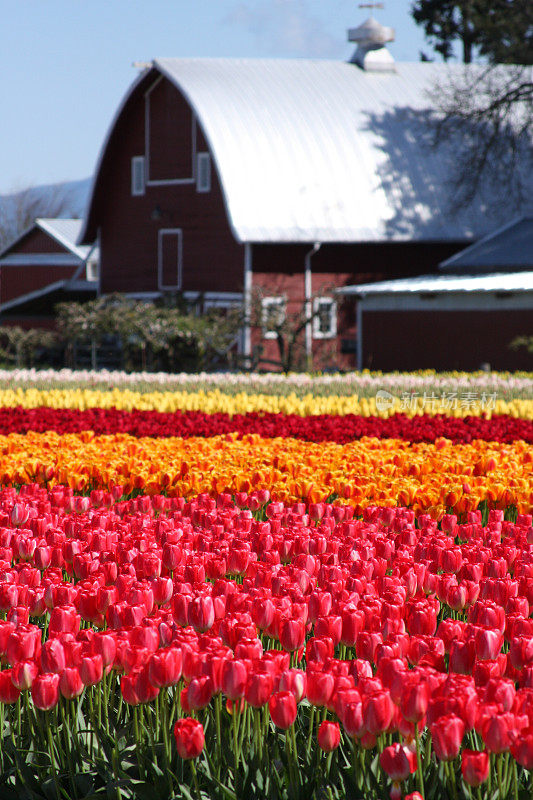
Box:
[428,64,533,212]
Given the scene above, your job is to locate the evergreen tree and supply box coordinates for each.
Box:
[411,0,533,64]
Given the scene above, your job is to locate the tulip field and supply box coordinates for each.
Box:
[0,369,532,800]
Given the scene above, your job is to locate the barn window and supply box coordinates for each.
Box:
[131,156,145,196]
[261,296,286,339]
[196,153,211,193]
[312,297,337,339]
[158,229,183,291]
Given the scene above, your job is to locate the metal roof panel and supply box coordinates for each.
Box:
[440,216,533,270]
[340,271,533,295]
[154,58,533,244]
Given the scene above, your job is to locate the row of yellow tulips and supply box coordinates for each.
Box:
[1,387,531,418]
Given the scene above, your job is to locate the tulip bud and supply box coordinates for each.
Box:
[431,714,465,761]
[11,659,39,691]
[269,690,297,729]
[188,595,215,633]
[461,749,490,786]
[379,742,417,781]
[221,659,248,700]
[244,671,273,708]
[32,673,60,710]
[59,667,84,700]
[279,617,305,653]
[317,720,341,752]
[362,689,394,736]
[173,717,204,759]
[80,655,104,687]
[0,669,21,704]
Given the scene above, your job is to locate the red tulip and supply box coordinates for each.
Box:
[244,671,273,708]
[481,712,525,754]
[315,615,342,646]
[188,595,215,633]
[186,676,214,710]
[510,635,533,670]
[306,669,335,708]
[11,503,29,527]
[6,625,41,663]
[221,659,248,700]
[400,679,429,723]
[449,639,476,675]
[79,654,104,687]
[317,721,341,752]
[269,691,297,729]
[11,659,39,691]
[362,690,394,735]
[475,628,503,661]
[148,647,182,688]
[0,670,21,704]
[91,633,117,667]
[48,605,80,637]
[59,667,84,700]
[173,717,205,759]
[305,637,334,665]
[278,617,305,652]
[461,749,490,786]
[32,673,60,710]
[278,669,306,702]
[431,715,465,761]
[379,742,417,781]
[510,729,533,770]
[41,638,66,674]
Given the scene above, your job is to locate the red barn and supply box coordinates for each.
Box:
[0,218,98,329]
[79,20,530,370]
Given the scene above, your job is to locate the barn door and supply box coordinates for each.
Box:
[158,229,183,290]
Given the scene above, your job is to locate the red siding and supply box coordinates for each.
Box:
[92,72,244,296]
[6,228,66,256]
[362,310,533,371]
[1,265,77,304]
[147,79,194,181]
[250,241,468,371]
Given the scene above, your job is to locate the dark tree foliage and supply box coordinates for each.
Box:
[411,0,533,64]
[475,0,533,64]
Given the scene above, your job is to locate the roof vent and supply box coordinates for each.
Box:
[348,16,395,71]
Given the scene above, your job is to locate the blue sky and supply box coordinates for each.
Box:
[0,0,430,195]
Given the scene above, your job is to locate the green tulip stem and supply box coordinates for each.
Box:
[415,722,425,799]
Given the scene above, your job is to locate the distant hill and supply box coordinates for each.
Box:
[0,177,91,220]
[0,177,92,250]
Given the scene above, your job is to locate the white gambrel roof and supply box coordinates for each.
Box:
[154,58,532,243]
[340,271,533,295]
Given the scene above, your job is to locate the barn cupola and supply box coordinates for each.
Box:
[347,13,395,71]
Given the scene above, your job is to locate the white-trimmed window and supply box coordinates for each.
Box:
[261,296,286,339]
[86,258,99,282]
[131,156,145,196]
[312,296,337,339]
[196,152,211,193]
[158,229,183,291]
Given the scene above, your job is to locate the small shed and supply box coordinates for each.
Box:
[0,218,98,328]
[340,272,533,372]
